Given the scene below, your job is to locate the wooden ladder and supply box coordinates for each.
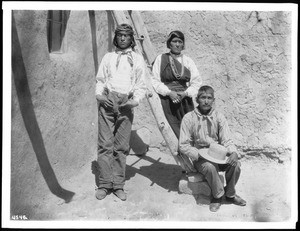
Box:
[110,10,196,173]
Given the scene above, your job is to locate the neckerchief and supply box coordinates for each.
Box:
[194,106,215,124]
[115,49,134,70]
[194,106,217,145]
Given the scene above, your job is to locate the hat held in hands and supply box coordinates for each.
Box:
[198,143,228,164]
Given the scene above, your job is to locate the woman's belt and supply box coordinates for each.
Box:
[164,81,187,91]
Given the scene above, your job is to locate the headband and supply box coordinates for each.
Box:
[115,24,134,35]
[166,30,185,49]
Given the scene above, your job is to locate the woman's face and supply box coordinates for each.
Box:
[169,37,184,55]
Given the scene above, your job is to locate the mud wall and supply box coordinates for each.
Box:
[11,10,107,216]
[11,10,291,216]
[142,11,292,150]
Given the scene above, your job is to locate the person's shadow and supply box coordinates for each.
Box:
[12,13,74,203]
[91,154,183,192]
[91,154,213,205]
[91,160,101,188]
[126,155,183,192]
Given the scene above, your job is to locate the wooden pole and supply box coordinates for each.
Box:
[129,11,157,64]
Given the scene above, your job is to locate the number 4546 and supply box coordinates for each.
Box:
[11,215,28,220]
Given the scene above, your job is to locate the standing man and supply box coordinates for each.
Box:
[95,24,147,201]
[179,85,246,212]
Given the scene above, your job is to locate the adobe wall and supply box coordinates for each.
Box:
[11,10,105,216]
[11,10,291,216]
[141,11,292,151]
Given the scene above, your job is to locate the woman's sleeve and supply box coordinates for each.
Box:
[185,57,202,98]
[151,54,171,96]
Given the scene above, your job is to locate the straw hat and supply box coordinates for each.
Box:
[198,143,228,164]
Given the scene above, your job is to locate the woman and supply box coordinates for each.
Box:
[151,30,202,138]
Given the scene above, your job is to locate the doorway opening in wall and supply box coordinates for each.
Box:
[47,10,70,53]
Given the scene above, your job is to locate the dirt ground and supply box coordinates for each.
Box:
[25,147,293,228]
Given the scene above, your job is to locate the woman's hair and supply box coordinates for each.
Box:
[166,30,185,49]
[113,23,136,49]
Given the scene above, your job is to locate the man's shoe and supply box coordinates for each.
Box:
[95,188,108,200]
[113,189,127,201]
[226,195,246,206]
[209,197,222,212]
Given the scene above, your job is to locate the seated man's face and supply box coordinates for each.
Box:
[197,92,214,113]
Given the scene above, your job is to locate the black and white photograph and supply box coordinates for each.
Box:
[2,1,298,229]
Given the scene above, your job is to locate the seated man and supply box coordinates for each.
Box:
[179,85,246,212]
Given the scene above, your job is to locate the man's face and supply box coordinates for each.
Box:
[169,37,184,55]
[116,32,132,50]
[197,92,215,113]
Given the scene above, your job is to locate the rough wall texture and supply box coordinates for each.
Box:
[141,11,291,150]
[11,10,291,216]
[11,10,104,216]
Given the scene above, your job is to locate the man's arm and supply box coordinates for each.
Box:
[131,54,148,104]
[95,53,115,109]
[179,113,200,161]
[119,54,147,111]
[217,112,241,165]
[95,53,109,96]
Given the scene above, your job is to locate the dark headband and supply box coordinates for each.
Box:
[166,30,185,49]
[113,23,136,49]
[115,23,134,35]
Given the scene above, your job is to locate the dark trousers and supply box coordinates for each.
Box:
[194,158,241,199]
[97,91,133,190]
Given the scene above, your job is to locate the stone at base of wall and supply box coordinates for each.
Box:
[186,172,206,182]
[178,172,225,197]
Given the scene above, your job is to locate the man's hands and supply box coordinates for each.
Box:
[96,94,138,112]
[226,152,239,166]
[119,99,138,112]
[96,94,113,109]
[168,91,188,104]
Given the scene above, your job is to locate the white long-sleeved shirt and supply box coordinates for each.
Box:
[179,107,239,162]
[151,54,202,97]
[95,48,147,103]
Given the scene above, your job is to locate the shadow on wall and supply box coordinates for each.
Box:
[88,10,98,75]
[106,10,115,52]
[11,13,75,203]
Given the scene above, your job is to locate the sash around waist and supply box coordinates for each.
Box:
[165,81,187,92]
